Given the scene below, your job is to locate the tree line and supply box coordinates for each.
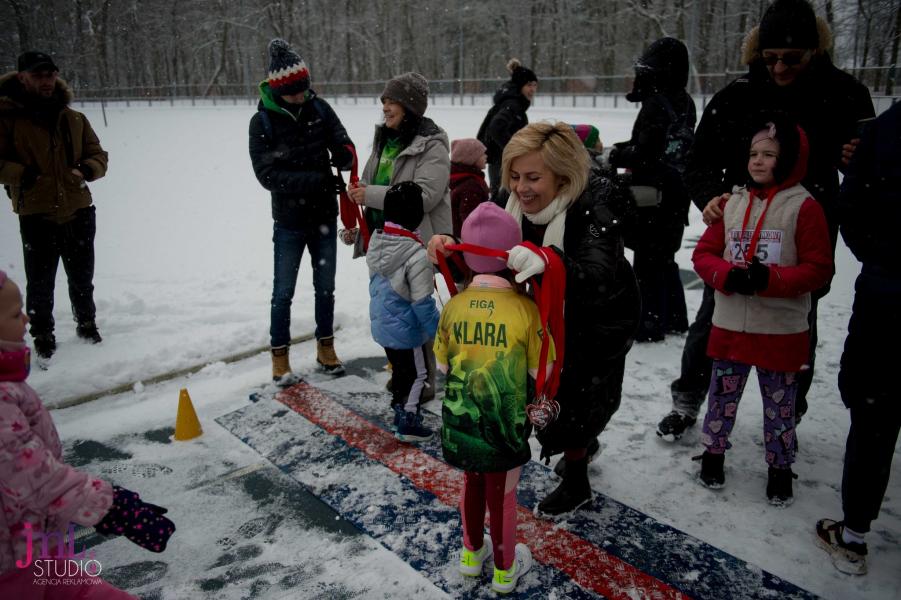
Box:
[2,0,899,96]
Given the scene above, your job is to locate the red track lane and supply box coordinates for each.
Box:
[278,383,689,600]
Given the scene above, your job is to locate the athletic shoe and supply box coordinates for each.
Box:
[459,535,492,577]
[491,544,532,594]
[391,404,404,432]
[396,411,433,442]
[815,519,868,575]
[656,410,696,442]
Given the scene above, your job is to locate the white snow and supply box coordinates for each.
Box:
[0,102,898,599]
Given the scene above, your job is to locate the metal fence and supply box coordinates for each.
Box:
[71,70,899,116]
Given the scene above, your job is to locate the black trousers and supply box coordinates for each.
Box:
[19,206,97,336]
[838,269,901,533]
[385,344,430,413]
[632,238,689,341]
[671,283,818,418]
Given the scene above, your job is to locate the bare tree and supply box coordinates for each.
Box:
[0,0,895,97]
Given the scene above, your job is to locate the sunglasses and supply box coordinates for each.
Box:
[761,51,809,66]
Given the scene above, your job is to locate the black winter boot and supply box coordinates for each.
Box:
[695,451,725,488]
[537,456,592,517]
[766,466,797,507]
[553,438,601,477]
[76,320,102,344]
[32,333,56,360]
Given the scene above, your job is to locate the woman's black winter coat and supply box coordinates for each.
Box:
[477,82,530,165]
[521,168,641,457]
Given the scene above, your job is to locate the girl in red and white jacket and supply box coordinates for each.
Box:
[0,271,174,598]
[691,114,833,506]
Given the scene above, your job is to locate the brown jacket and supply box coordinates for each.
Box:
[0,72,108,221]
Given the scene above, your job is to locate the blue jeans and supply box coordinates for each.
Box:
[270,222,336,347]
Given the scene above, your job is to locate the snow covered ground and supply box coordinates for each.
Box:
[0,102,898,599]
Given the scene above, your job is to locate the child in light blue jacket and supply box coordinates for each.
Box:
[367,181,440,442]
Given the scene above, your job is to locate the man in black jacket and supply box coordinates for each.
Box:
[248,39,354,383]
[815,102,901,577]
[656,0,874,440]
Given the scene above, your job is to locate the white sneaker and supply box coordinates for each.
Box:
[459,535,492,577]
[491,543,532,594]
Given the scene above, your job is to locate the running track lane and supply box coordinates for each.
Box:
[278,382,689,600]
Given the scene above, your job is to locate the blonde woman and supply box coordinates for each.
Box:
[429,122,640,516]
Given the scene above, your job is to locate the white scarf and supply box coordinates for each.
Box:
[505,192,574,249]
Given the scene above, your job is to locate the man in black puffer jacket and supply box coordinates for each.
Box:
[476,58,537,206]
[248,39,355,383]
[656,0,874,442]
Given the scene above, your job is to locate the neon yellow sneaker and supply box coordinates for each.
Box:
[491,543,532,594]
[459,535,492,577]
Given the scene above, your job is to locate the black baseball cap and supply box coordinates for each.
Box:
[17,51,59,73]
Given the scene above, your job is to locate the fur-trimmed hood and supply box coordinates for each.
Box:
[0,71,73,112]
[741,16,834,65]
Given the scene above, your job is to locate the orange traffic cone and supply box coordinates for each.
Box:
[174,388,202,441]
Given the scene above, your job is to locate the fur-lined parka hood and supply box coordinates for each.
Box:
[741,16,833,65]
[0,71,73,111]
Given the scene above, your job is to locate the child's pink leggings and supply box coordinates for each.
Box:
[461,467,522,570]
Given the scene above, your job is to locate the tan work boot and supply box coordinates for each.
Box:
[271,345,299,386]
[316,336,345,375]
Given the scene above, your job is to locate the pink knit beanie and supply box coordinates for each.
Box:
[460,203,522,274]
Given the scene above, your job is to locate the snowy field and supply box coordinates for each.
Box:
[0,102,898,599]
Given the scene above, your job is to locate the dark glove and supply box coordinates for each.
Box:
[95,486,176,553]
[330,145,354,171]
[20,166,39,190]
[723,266,755,295]
[75,162,94,181]
[747,256,770,292]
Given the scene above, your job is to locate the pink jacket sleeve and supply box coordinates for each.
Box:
[759,198,834,298]
[0,384,113,528]
[692,220,734,293]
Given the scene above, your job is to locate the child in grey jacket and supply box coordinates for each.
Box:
[366,182,440,442]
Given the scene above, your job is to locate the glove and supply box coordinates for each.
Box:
[723,266,755,295]
[95,486,176,553]
[20,166,39,190]
[507,245,546,284]
[75,162,94,181]
[330,145,354,171]
[747,256,770,292]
